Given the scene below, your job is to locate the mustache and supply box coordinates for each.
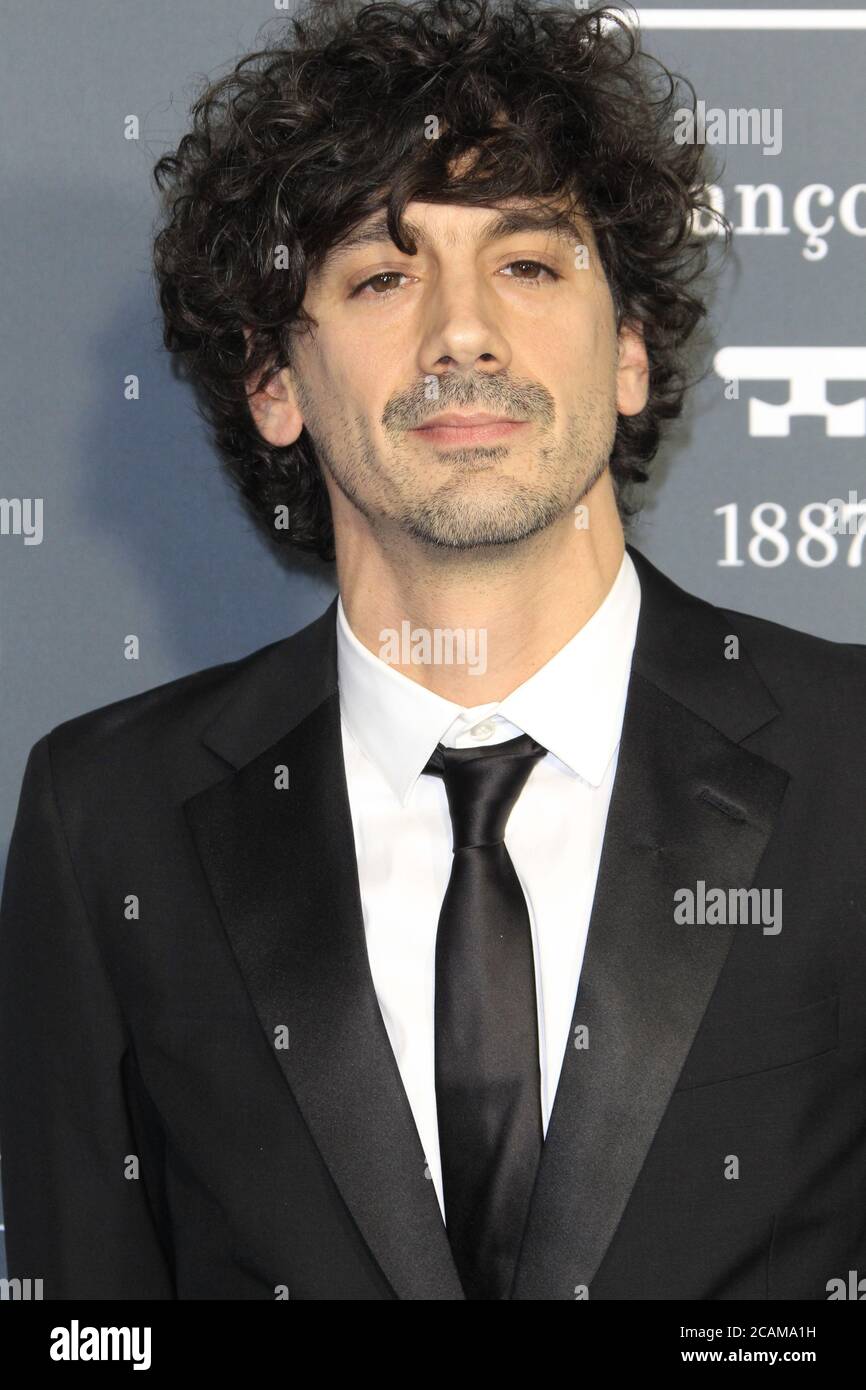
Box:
[382,376,556,432]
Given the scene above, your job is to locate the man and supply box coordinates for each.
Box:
[1,0,864,1301]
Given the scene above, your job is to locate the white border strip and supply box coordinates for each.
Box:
[621,9,866,28]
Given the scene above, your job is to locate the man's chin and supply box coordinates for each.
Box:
[398,493,568,550]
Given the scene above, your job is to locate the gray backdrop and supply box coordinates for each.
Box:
[1,0,864,1282]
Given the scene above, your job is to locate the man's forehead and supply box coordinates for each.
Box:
[316,199,592,274]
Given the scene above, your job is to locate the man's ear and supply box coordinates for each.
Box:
[615,319,650,418]
[243,327,305,447]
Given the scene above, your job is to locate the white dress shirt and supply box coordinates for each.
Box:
[336,549,641,1222]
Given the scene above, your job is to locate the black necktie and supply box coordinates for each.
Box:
[422,731,548,1300]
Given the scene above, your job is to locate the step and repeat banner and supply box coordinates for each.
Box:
[0,0,863,1284]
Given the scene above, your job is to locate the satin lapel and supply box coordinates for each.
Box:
[183,632,464,1300]
[510,549,791,1300]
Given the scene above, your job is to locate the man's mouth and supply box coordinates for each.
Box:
[409,412,530,446]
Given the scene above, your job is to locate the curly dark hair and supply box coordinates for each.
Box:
[152,0,730,563]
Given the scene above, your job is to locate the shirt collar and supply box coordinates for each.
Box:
[336,548,641,805]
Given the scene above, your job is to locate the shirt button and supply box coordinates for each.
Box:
[469,720,496,739]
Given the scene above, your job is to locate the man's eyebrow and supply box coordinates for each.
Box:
[320,207,586,273]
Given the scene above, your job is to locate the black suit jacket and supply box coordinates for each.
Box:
[1,544,865,1300]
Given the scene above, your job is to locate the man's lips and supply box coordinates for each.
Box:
[409,412,529,445]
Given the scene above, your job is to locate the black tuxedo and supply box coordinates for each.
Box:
[1,543,865,1300]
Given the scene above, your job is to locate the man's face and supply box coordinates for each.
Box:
[257,197,649,550]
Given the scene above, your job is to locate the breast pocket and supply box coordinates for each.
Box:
[674,992,839,1091]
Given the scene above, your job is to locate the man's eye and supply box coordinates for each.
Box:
[351,271,409,298]
[500,260,560,284]
[351,259,560,300]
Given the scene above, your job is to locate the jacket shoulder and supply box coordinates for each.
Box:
[629,542,866,701]
[715,599,866,693]
[42,643,270,763]
[33,600,336,800]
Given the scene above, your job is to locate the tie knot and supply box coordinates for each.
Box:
[422,733,547,850]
